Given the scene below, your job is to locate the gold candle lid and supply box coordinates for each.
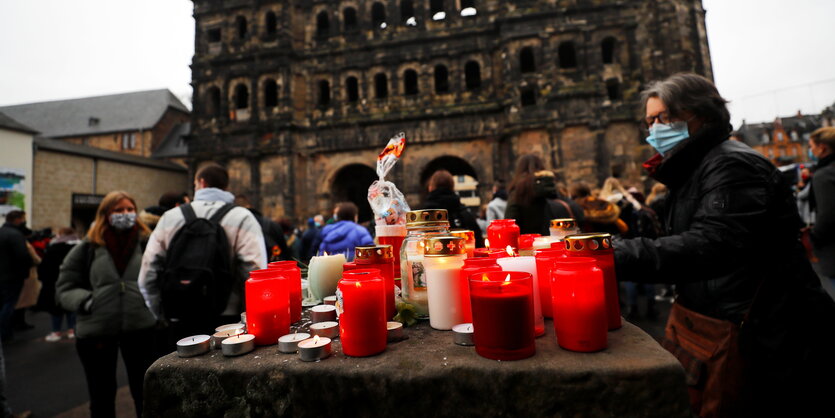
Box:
[406,209,449,227]
[422,236,466,257]
[550,218,577,230]
[450,229,475,242]
[355,245,393,262]
[564,233,612,252]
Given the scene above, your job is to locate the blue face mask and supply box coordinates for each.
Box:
[808,147,818,163]
[646,121,690,156]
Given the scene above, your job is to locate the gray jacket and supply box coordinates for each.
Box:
[56,239,156,338]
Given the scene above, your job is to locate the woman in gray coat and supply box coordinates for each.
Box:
[57,191,156,418]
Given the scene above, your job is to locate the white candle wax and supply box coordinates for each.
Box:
[323,296,337,305]
[215,323,246,333]
[550,227,579,240]
[221,334,256,357]
[298,336,332,362]
[212,329,244,349]
[309,321,339,339]
[423,255,467,330]
[310,304,337,323]
[533,236,556,250]
[387,321,405,342]
[452,323,474,346]
[496,256,546,337]
[278,332,311,353]
[176,335,211,358]
[307,253,346,301]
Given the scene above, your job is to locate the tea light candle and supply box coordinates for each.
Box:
[323,296,337,305]
[387,321,405,342]
[452,323,474,346]
[308,252,346,301]
[496,253,546,337]
[212,329,244,349]
[338,269,387,357]
[215,323,246,334]
[310,321,339,339]
[423,236,468,330]
[469,272,536,360]
[176,335,211,358]
[278,332,311,353]
[298,335,332,362]
[310,305,337,323]
[221,334,256,357]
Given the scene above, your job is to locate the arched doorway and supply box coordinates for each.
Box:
[419,156,481,208]
[331,164,377,223]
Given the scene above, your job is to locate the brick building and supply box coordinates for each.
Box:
[736,112,821,166]
[188,0,713,222]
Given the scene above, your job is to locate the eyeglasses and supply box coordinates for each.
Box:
[644,111,671,128]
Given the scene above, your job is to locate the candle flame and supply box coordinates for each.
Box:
[313,335,320,344]
[484,238,490,248]
[355,281,362,288]
[322,251,329,256]
[502,274,512,286]
[481,274,490,282]
[505,245,515,257]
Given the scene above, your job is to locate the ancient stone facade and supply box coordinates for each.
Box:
[189,0,713,222]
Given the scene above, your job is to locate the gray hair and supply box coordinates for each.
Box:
[640,73,730,126]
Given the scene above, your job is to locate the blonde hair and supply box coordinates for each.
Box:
[646,183,668,206]
[87,191,150,246]
[810,127,835,148]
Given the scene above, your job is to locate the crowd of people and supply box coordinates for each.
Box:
[0,72,833,417]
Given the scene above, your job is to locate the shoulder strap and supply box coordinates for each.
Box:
[209,203,235,224]
[180,203,197,223]
[555,199,575,219]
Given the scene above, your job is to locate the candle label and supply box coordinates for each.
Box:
[410,261,426,289]
[335,288,344,316]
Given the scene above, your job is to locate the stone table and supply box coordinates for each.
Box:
[144,320,690,417]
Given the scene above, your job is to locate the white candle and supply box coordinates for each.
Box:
[310,305,338,323]
[323,296,337,305]
[221,334,256,357]
[423,254,467,330]
[387,321,405,342]
[215,323,246,333]
[452,323,474,346]
[309,321,339,339]
[278,332,311,353]
[176,335,211,358]
[307,253,346,301]
[298,335,332,362]
[533,236,556,250]
[496,255,546,337]
[212,329,244,349]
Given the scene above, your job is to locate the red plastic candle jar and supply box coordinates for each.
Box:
[469,271,536,361]
[564,234,621,330]
[450,229,476,258]
[474,248,506,258]
[267,261,302,324]
[551,257,607,352]
[245,269,290,345]
[487,219,520,251]
[518,234,541,256]
[375,224,406,278]
[354,245,396,320]
[342,261,360,272]
[535,247,567,318]
[459,258,502,322]
[338,269,387,357]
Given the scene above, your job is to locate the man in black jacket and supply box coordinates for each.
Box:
[422,170,484,247]
[0,210,33,341]
[614,73,834,417]
[809,127,835,291]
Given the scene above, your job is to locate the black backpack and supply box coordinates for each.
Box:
[160,203,235,321]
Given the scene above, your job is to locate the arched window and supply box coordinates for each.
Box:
[404,69,419,95]
[318,80,331,107]
[264,79,278,108]
[316,11,330,37]
[434,65,449,93]
[346,77,359,102]
[374,73,388,99]
[207,87,221,117]
[521,88,536,106]
[344,7,358,31]
[430,0,445,20]
[372,2,386,29]
[236,16,247,39]
[465,61,481,90]
[401,0,415,23]
[606,78,622,101]
[265,12,277,35]
[601,37,616,64]
[558,42,577,69]
[234,84,249,109]
[461,0,477,16]
[520,47,536,73]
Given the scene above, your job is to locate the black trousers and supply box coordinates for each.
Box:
[75,328,155,418]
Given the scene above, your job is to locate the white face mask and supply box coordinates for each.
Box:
[109,212,136,230]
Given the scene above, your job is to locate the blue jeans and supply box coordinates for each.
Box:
[51,312,77,333]
[0,281,23,341]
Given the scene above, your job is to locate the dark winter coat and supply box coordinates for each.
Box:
[36,235,80,315]
[810,152,835,276]
[0,223,32,284]
[506,174,584,236]
[301,220,322,262]
[422,188,484,247]
[314,220,374,260]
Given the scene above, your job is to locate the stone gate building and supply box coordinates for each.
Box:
[188,0,713,222]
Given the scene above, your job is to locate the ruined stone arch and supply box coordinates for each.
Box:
[341,2,359,32]
[329,163,378,223]
[419,155,482,190]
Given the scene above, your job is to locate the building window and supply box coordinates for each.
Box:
[207,87,221,117]
[558,42,577,69]
[601,37,616,64]
[346,77,359,102]
[318,80,331,107]
[236,16,248,39]
[122,133,136,150]
[605,78,621,101]
[777,132,784,142]
[374,73,388,99]
[461,0,477,17]
[404,70,419,96]
[520,47,536,73]
[434,65,449,93]
[344,7,358,31]
[465,61,481,90]
[207,28,222,43]
[264,79,278,108]
[372,2,387,29]
[234,84,249,109]
[430,0,446,20]
[521,88,536,106]
[316,11,330,38]
[265,12,277,35]
[401,0,415,23]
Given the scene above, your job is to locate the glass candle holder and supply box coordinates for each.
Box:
[469,271,536,361]
[550,218,579,240]
[268,261,302,323]
[245,269,290,345]
[564,234,621,330]
[338,269,387,357]
[422,236,468,330]
[496,255,546,337]
[355,245,396,320]
[487,219,520,251]
[401,209,450,318]
[459,258,503,322]
[551,257,607,352]
[518,233,541,256]
[450,229,476,258]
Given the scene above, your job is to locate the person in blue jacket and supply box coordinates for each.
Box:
[313,202,373,261]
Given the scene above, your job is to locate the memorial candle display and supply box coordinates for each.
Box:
[268,261,303,323]
[551,257,607,352]
[450,229,476,258]
[338,269,387,357]
[354,245,396,319]
[564,234,622,330]
[487,219,520,250]
[496,249,546,337]
[308,252,346,301]
[469,272,536,361]
[245,270,290,345]
[459,258,503,322]
[550,218,579,240]
[422,236,468,330]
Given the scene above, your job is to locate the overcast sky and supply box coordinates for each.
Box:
[1,0,833,129]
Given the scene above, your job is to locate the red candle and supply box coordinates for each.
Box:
[534,247,567,319]
[468,271,536,361]
[486,219,520,250]
[342,261,360,272]
[564,234,621,330]
[375,224,406,279]
[458,258,503,323]
[518,233,540,256]
[474,248,507,258]
[551,257,607,352]
[245,270,290,345]
[354,246,396,320]
[338,269,387,357]
[267,261,302,324]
